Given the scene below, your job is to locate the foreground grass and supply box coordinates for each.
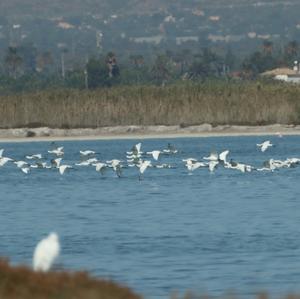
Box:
[1,259,300,299]
[0,259,142,299]
[0,80,300,128]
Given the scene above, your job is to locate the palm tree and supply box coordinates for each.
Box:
[151,54,170,85]
[262,40,273,55]
[4,47,23,79]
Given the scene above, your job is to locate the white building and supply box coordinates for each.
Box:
[262,62,300,84]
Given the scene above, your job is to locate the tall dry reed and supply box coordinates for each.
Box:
[0,81,300,128]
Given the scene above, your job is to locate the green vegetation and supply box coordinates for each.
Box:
[1,80,300,129]
[1,40,300,94]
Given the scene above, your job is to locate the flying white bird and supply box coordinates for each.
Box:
[59,164,72,175]
[203,151,219,161]
[127,143,143,155]
[80,150,96,156]
[48,147,64,156]
[21,166,30,174]
[26,154,42,160]
[184,159,206,172]
[14,160,29,168]
[219,150,229,164]
[75,158,98,166]
[257,141,273,152]
[163,143,178,154]
[33,232,60,272]
[146,150,161,161]
[138,160,152,179]
[51,158,62,168]
[93,162,107,174]
[106,160,123,177]
[30,162,51,169]
[208,160,219,172]
[0,157,13,167]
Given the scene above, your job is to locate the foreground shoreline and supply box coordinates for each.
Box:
[0,124,299,142]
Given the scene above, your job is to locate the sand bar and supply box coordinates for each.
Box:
[0,124,299,143]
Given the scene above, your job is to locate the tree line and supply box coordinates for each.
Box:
[0,40,300,93]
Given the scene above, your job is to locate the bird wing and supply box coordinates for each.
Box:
[152,151,160,161]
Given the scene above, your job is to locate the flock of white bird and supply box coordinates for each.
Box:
[0,139,299,179]
[18,137,300,273]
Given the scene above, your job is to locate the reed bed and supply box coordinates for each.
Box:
[0,81,300,128]
[0,259,142,299]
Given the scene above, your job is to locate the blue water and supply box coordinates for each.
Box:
[1,135,300,298]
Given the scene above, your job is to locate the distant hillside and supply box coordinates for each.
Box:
[1,0,300,18]
[1,0,300,74]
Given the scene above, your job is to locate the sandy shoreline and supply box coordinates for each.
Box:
[0,124,299,142]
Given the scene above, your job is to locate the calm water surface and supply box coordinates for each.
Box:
[1,135,300,298]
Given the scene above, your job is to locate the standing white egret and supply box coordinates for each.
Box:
[33,232,60,272]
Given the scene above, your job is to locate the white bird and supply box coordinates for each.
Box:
[185,159,206,171]
[30,162,51,169]
[203,151,219,161]
[135,143,142,153]
[21,166,30,174]
[75,158,98,166]
[146,150,161,161]
[106,160,123,177]
[93,162,107,174]
[162,143,178,154]
[106,159,122,169]
[127,143,143,155]
[51,158,62,168]
[48,147,64,156]
[208,160,219,172]
[155,163,174,169]
[0,157,13,167]
[26,154,42,160]
[0,149,4,158]
[138,160,152,179]
[219,150,229,164]
[33,232,60,272]
[80,150,96,156]
[182,158,198,163]
[14,160,28,168]
[225,160,253,173]
[257,141,273,152]
[59,164,72,175]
